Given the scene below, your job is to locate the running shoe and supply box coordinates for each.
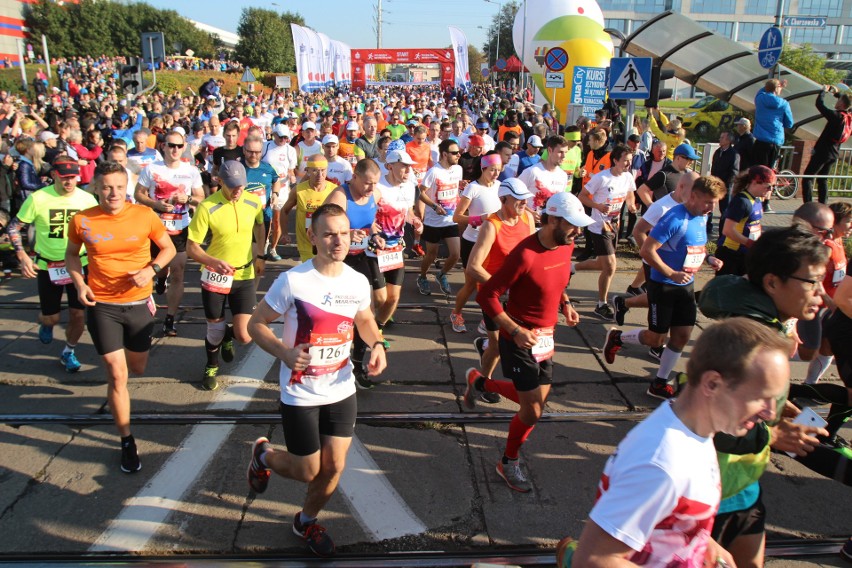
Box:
[840,536,852,561]
[120,437,141,473]
[266,249,282,262]
[155,276,167,296]
[556,537,578,568]
[496,459,531,493]
[221,325,235,363]
[476,319,487,335]
[61,350,81,373]
[764,203,774,213]
[450,312,466,333]
[353,364,374,390]
[435,272,452,295]
[473,336,487,361]
[612,295,628,327]
[462,367,483,410]
[411,243,425,257]
[648,345,664,361]
[163,316,177,337]
[626,285,643,297]
[202,365,219,391]
[38,324,53,344]
[293,513,335,557]
[416,274,431,296]
[247,437,272,493]
[602,329,622,364]
[594,303,615,321]
[471,339,501,404]
[647,379,677,400]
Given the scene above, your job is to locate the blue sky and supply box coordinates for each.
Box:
[144,0,496,52]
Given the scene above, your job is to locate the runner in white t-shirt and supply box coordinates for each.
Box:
[296,121,322,180]
[246,203,387,558]
[320,135,353,187]
[574,144,638,320]
[518,135,570,219]
[134,131,205,338]
[449,152,502,333]
[566,318,789,568]
[416,139,463,296]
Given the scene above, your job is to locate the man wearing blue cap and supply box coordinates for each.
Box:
[636,142,699,209]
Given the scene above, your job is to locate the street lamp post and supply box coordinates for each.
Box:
[483,0,505,88]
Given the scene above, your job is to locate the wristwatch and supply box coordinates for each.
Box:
[150,263,162,273]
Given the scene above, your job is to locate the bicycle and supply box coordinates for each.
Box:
[772,169,799,200]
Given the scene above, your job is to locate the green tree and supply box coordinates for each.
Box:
[468,45,486,83]
[24,0,75,57]
[779,44,845,85]
[235,8,305,73]
[482,1,519,66]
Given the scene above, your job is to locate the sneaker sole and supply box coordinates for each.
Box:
[120,463,142,473]
[646,386,674,401]
[462,367,478,410]
[602,329,621,365]
[247,437,271,493]
[593,309,614,321]
[495,463,531,493]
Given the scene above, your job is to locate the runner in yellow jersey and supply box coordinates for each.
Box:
[281,154,337,262]
[187,161,267,391]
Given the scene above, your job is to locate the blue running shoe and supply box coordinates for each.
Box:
[38,324,53,344]
[61,351,81,373]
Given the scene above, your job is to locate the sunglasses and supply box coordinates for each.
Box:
[447,150,461,155]
[167,142,185,149]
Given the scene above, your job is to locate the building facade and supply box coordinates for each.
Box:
[602,0,850,60]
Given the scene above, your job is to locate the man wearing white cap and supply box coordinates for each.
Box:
[505,134,543,179]
[465,191,593,493]
[321,134,353,187]
[296,121,322,180]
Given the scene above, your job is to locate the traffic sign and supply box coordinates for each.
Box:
[758,27,783,69]
[545,47,568,72]
[783,16,826,28]
[482,67,490,78]
[607,57,651,99]
[496,58,507,71]
[545,72,564,89]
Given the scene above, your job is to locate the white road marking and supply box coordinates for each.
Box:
[89,346,275,552]
[338,437,428,540]
[89,345,426,551]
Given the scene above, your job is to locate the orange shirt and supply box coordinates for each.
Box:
[482,211,533,277]
[406,141,432,174]
[68,203,166,304]
[497,124,523,142]
[583,150,611,187]
[824,239,847,298]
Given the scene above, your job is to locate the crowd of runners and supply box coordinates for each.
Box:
[1,77,851,563]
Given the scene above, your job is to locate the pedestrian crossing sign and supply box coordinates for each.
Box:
[608,57,652,99]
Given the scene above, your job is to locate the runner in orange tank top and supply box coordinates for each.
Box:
[465,178,536,385]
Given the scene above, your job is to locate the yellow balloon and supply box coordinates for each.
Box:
[533,38,612,115]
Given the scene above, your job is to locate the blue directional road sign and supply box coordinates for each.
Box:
[758,27,783,69]
[545,47,568,72]
[607,57,651,99]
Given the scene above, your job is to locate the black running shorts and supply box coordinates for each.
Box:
[87,302,154,355]
[201,278,257,320]
[37,268,85,316]
[279,394,357,456]
[498,335,553,392]
[646,279,697,334]
[421,224,459,244]
[711,490,766,548]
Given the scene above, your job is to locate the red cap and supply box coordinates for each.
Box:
[468,134,485,148]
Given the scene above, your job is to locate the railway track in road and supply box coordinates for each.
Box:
[0,539,846,566]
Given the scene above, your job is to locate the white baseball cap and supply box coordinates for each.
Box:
[322,134,339,145]
[346,121,360,131]
[497,178,533,200]
[302,121,317,130]
[273,124,291,138]
[385,150,415,165]
[527,135,544,148]
[545,192,594,227]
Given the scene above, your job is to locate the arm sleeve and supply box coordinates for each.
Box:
[264,272,293,316]
[67,213,83,245]
[783,102,794,129]
[649,207,680,243]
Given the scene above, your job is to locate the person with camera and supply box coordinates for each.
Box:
[802,84,852,204]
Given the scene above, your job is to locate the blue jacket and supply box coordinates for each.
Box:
[753,89,793,146]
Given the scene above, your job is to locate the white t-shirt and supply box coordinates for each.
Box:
[590,402,719,568]
[326,156,354,187]
[421,163,463,228]
[202,132,226,152]
[585,169,636,235]
[504,153,520,179]
[137,161,203,234]
[460,180,501,242]
[263,140,297,177]
[297,140,322,175]
[519,162,569,214]
[370,175,418,255]
[264,261,372,406]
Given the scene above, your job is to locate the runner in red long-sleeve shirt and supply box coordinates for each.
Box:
[465,192,593,493]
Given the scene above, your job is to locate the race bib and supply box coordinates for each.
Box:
[160,212,183,235]
[349,230,370,254]
[531,326,555,362]
[606,197,625,218]
[747,221,762,241]
[305,212,313,229]
[47,261,72,286]
[200,266,234,294]
[833,263,846,286]
[305,330,353,376]
[377,245,404,272]
[436,188,458,212]
[682,245,706,273]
